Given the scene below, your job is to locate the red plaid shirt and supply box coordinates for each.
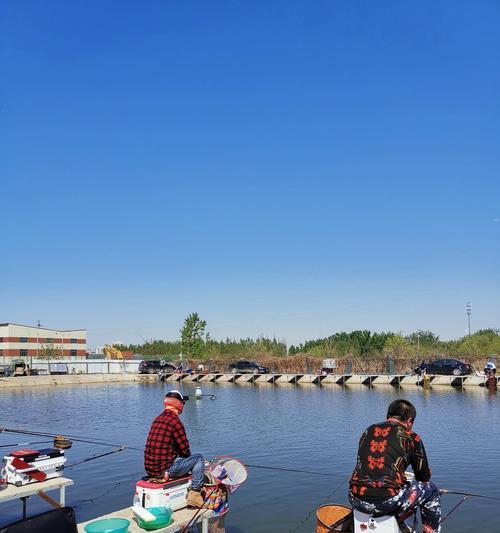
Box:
[144,410,191,478]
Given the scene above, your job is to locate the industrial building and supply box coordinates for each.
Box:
[0,323,86,361]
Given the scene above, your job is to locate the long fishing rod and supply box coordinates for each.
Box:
[65,447,127,470]
[3,427,500,503]
[440,489,500,501]
[1,429,345,479]
[0,427,143,451]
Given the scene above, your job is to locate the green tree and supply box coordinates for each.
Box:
[180,313,207,358]
[38,342,63,360]
[406,330,440,346]
[454,329,500,357]
[383,334,414,357]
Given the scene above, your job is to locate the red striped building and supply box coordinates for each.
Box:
[0,323,87,360]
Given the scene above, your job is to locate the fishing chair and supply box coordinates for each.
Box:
[0,507,77,533]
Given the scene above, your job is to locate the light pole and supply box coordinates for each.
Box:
[466,302,472,336]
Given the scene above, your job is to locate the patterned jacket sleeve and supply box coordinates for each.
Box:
[411,435,431,482]
[173,418,191,458]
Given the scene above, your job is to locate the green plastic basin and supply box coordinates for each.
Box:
[84,518,130,533]
[137,507,173,530]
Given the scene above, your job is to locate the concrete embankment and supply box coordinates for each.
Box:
[0,373,157,389]
[163,372,499,388]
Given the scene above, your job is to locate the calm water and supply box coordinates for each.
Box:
[1,382,498,532]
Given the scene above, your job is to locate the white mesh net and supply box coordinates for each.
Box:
[209,456,247,494]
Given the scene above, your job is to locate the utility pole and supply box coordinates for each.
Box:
[466,302,472,336]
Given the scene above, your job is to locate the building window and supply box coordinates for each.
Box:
[46,338,54,344]
[70,339,77,344]
[20,349,28,357]
[0,350,3,357]
[70,350,77,357]
[0,337,3,342]
[20,337,28,343]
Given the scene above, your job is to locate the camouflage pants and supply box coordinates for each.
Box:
[349,481,441,533]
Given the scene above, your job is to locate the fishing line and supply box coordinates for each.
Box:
[288,475,350,533]
[245,463,347,479]
[72,470,144,506]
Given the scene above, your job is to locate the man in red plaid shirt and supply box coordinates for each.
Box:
[144,390,205,507]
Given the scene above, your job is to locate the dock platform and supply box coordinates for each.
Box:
[78,505,224,533]
[161,372,498,389]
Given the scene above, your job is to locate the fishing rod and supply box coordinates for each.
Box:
[65,447,127,470]
[1,429,346,479]
[3,427,500,503]
[440,489,500,501]
[0,427,144,452]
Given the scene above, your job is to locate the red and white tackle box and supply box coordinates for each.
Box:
[133,475,191,512]
[2,448,66,487]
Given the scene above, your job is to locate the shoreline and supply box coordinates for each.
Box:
[0,373,157,389]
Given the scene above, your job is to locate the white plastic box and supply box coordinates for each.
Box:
[133,476,191,512]
[3,448,66,487]
[354,510,401,532]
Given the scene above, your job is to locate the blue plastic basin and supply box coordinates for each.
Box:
[84,518,130,533]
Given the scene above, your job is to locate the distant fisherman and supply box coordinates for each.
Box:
[417,360,429,376]
[144,390,206,507]
[484,361,496,376]
[349,399,441,533]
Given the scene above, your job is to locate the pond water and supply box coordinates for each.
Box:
[0,382,498,532]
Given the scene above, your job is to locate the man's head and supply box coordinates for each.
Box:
[164,390,188,414]
[387,399,417,429]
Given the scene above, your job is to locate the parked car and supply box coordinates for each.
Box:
[139,360,176,374]
[228,360,270,374]
[0,364,11,377]
[416,358,472,376]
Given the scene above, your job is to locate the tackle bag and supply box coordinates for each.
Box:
[0,506,77,533]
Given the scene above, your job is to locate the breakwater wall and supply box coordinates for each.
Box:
[162,372,499,388]
[0,373,157,389]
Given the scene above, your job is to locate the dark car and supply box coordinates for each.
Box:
[0,365,11,377]
[423,358,472,376]
[228,360,270,374]
[139,360,176,374]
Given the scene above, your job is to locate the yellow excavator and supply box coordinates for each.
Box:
[103,345,124,360]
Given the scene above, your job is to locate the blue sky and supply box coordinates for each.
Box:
[1,1,499,348]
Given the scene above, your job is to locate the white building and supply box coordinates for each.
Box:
[0,323,86,362]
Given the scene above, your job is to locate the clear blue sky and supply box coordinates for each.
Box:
[1,1,499,348]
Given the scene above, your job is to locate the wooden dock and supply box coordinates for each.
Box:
[160,372,499,389]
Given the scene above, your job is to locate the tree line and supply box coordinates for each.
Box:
[114,313,500,360]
